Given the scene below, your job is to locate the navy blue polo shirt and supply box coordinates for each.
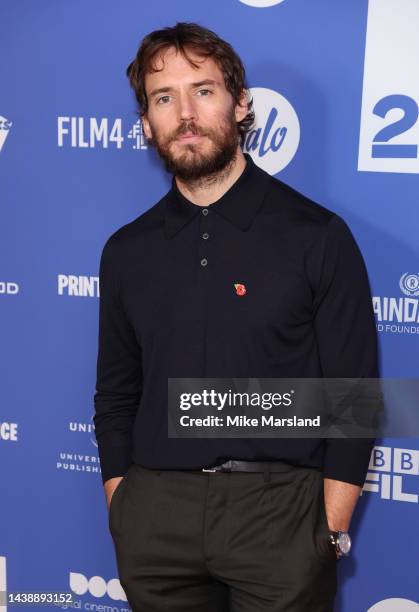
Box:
[93,153,378,485]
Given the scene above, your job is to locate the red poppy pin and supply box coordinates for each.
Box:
[234,282,247,296]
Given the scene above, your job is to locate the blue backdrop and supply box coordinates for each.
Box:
[1,1,418,611]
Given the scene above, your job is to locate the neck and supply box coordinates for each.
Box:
[174,146,247,207]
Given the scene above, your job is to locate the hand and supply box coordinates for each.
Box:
[104,476,124,511]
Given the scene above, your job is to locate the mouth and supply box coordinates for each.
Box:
[176,132,203,142]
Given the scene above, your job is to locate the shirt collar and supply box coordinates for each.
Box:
[164,153,272,239]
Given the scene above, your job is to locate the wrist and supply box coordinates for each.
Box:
[328,530,352,558]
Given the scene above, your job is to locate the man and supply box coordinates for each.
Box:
[93,22,379,612]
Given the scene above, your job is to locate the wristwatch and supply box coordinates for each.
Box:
[328,530,351,559]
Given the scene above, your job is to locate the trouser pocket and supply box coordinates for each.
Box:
[108,472,129,534]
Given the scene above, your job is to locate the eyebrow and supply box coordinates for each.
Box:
[149,79,219,99]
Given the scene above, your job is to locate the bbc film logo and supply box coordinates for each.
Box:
[362,445,419,504]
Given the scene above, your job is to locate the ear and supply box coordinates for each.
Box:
[235,88,249,124]
[142,113,152,140]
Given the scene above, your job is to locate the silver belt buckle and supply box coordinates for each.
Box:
[202,460,233,473]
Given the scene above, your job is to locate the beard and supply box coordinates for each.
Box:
[146,106,239,182]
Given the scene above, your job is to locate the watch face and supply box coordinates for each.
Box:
[338,532,351,554]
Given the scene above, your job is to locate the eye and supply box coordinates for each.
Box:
[197,89,212,96]
[156,95,171,105]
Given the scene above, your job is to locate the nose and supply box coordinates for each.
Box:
[177,91,197,123]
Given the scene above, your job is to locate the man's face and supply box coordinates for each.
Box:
[141,46,248,181]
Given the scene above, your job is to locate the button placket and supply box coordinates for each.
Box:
[197,207,213,378]
[199,208,212,268]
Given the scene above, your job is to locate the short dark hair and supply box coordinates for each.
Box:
[126,22,255,139]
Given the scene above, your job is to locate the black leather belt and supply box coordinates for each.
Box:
[201,459,296,473]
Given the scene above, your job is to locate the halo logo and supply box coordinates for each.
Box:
[0,116,12,153]
[239,0,286,6]
[368,599,419,611]
[243,87,300,175]
[70,572,127,601]
[400,273,419,297]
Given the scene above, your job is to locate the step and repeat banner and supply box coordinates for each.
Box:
[1,1,418,610]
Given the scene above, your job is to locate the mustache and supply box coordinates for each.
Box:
[173,123,207,139]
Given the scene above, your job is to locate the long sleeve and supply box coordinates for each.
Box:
[93,236,143,484]
[312,214,379,486]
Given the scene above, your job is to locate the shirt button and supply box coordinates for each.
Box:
[202,232,209,240]
[202,208,209,216]
[201,258,208,266]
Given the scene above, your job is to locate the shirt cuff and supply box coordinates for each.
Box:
[97,441,133,484]
[322,438,376,486]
